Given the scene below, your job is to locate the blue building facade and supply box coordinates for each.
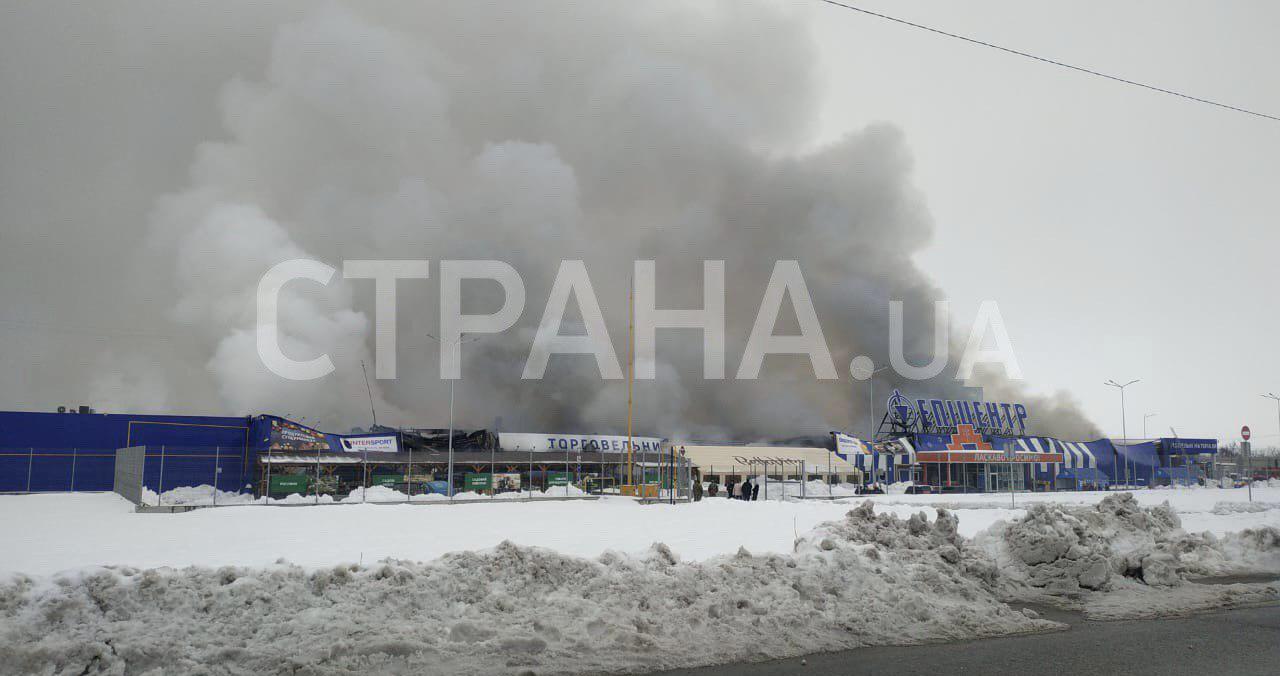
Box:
[0,411,258,493]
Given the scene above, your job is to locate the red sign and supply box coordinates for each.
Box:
[945,425,993,451]
[917,451,1063,464]
[1241,426,1251,441]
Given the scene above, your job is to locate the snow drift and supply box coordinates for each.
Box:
[1,494,1276,675]
[982,493,1280,593]
[1,503,1052,675]
[139,483,594,507]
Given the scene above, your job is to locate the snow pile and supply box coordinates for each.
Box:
[138,484,597,508]
[985,493,1182,591]
[2,493,1276,674]
[0,505,1057,676]
[1211,501,1275,515]
[339,485,411,503]
[139,485,258,507]
[982,494,1280,597]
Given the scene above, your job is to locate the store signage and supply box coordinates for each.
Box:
[887,389,1029,433]
[917,451,1059,464]
[336,435,398,453]
[499,432,663,453]
[730,455,806,466]
[831,432,870,460]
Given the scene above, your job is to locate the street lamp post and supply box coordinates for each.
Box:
[1105,379,1140,487]
[1144,412,1157,485]
[1262,394,1280,491]
[866,365,890,442]
[850,361,890,485]
[428,333,482,499]
[1265,393,1280,441]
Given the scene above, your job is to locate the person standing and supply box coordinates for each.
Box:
[726,479,736,499]
[740,477,752,501]
[751,482,760,501]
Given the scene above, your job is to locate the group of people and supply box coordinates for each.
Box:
[705,478,759,501]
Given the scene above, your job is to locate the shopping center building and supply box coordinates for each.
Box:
[826,389,1219,492]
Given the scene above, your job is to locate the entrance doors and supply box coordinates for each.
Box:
[986,463,1026,492]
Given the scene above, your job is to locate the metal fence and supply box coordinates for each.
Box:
[258,454,637,506]
[696,463,861,500]
[6,444,708,507]
[0,447,119,492]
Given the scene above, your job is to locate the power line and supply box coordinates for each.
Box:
[815,0,1280,123]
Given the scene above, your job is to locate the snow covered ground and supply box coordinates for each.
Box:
[1,486,1277,576]
[138,483,593,507]
[0,491,881,575]
[0,487,1276,675]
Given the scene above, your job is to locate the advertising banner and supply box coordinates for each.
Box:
[499,432,663,453]
[831,432,870,460]
[268,418,329,452]
[269,474,309,495]
[1163,438,1218,454]
[334,435,399,453]
[466,473,522,491]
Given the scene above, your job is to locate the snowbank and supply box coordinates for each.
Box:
[1211,500,1276,515]
[137,483,595,507]
[1,493,1277,674]
[0,506,1056,676]
[139,485,259,507]
[975,494,1280,618]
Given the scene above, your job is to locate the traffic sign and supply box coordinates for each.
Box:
[1241,425,1251,441]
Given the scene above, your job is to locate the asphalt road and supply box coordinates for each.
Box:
[656,603,1280,676]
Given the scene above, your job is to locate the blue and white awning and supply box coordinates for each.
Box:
[1057,440,1098,469]
[896,437,917,466]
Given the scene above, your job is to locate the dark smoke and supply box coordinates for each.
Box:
[0,1,1098,440]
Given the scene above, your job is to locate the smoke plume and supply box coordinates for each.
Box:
[0,1,1098,440]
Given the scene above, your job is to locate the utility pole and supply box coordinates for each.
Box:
[1262,394,1279,499]
[1264,393,1280,448]
[866,365,890,441]
[627,275,635,490]
[448,378,455,498]
[1144,412,1157,485]
[428,333,482,499]
[1105,379,1140,487]
[361,360,378,427]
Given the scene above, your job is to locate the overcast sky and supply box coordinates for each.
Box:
[810,0,1280,444]
[0,1,1275,444]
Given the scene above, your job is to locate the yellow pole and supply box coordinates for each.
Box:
[627,275,634,487]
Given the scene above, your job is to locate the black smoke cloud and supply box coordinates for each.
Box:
[0,1,1098,440]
